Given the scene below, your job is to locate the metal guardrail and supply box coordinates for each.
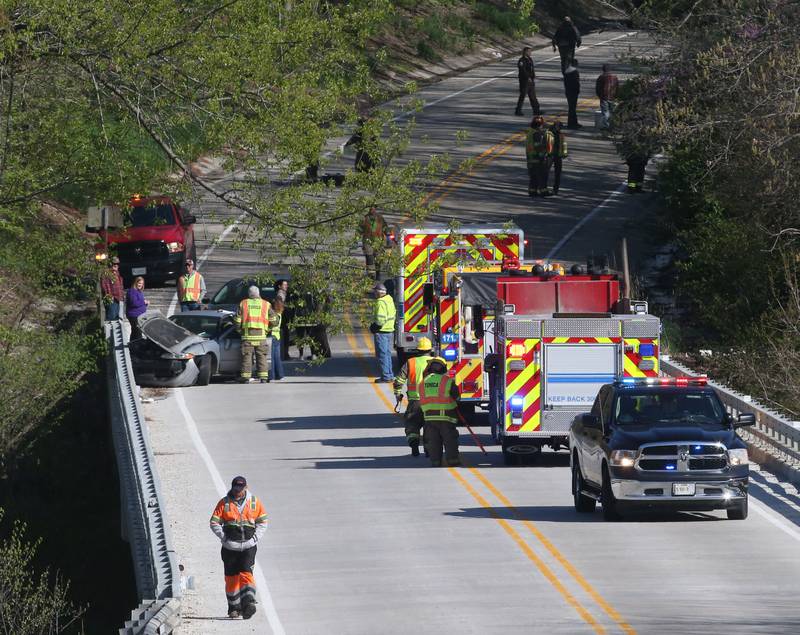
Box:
[662,356,800,486]
[105,321,181,634]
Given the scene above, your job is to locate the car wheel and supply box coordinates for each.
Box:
[196,354,213,386]
[601,466,622,521]
[726,496,748,520]
[572,458,596,513]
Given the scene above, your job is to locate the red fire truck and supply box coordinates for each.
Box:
[393,224,525,412]
[490,271,661,464]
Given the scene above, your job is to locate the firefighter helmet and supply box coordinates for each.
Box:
[416,337,433,352]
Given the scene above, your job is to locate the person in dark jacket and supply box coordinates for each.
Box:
[552,17,581,72]
[125,276,149,339]
[548,121,568,194]
[514,47,541,116]
[595,64,619,129]
[626,153,650,192]
[345,118,375,173]
[563,58,582,129]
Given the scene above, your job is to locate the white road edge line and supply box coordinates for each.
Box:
[545,181,627,259]
[749,493,800,544]
[175,388,287,635]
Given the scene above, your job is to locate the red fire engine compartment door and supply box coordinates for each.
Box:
[498,276,620,314]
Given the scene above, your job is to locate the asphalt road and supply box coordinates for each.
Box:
[141,30,800,634]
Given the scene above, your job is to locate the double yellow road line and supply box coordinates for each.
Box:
[345,324,635,634]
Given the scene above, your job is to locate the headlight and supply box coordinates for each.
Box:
[95,252,108,262]
[609,449,638,467]
[727,448,748,466]
[167,241,184,253]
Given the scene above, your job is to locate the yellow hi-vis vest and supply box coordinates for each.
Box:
[179,272,203,302]
[373,294,396,332]
[419,372,457,424]
[236,298,271,341]
[394,355,433,401]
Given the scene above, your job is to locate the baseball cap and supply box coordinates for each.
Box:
[231,476,247,489]
[373,282,387,293]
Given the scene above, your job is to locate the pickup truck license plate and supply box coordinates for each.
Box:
[672,483,695,496]
[131,267,147,275]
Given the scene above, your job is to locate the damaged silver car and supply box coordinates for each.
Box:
[129,313,221,387]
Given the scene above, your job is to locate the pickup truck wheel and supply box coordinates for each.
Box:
[196,354,213,386]
[572,460,596,513]
[726,497,748,520]
[601,467,622,521]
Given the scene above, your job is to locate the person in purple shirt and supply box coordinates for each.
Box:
[126,276,149,340]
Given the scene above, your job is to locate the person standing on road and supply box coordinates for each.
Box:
[125,276,149,339]
[274,279,292,360]
[210,476,268,620]
[345,118,375,173]
[526,116,554,197]
[177,259,206,312]
[370,282,396,383]
[419,357,462,467]
[101,256,124,320]
[235,285,273,383]
[514,47,541,117]
[361,207,386,280]
[563,58,582,129]
[552,16,581,73]
[625,152,650,193]
[393,337,434,457]
[548,121,568,195]
[595,64,619,129]
[270,299,285,380]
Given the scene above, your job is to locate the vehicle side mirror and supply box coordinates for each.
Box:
[582,414,601,430]
[735,413,756,427]
[422,283,434,308]
[474,305,485,338]
[184,214,197,225]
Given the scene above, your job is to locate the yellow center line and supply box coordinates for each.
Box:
[348,323,619,632]
[448,467,606,635]
[469,467,637,635]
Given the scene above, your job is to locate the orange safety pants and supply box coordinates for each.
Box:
[221,546,257,611]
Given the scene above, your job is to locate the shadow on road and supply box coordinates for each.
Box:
[260,412,401,430]
[445,506,723,523]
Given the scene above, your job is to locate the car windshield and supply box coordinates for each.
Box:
[211,280,276,305]
[170,315,223,339]
[129,204,175,227]
[614,390,727,426]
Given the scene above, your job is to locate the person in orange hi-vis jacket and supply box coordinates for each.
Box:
[210,476,268,619]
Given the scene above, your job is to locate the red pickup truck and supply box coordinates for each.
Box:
[101,195,197,286]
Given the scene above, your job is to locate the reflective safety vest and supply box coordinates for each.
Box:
[373,294,396,333]
[553,131,568,158]
[210,492,268,543]
[236,298,271,341]
[419,372,458,424]
[526,128,554,161]
[271,313,282,340]
[395,355,433,401]
[179,272,203,302]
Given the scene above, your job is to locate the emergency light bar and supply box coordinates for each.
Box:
[618,376,708,387]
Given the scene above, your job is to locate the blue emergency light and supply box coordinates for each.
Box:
[638,344,655,357]
[510,397,524,412]
[443,348,457,361]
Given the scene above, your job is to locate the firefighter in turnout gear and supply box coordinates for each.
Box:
[526,116,555,197]
[210,476,268,620]
[177,259,206,312]
[419,357,462,467]
[393,337,435,457]
[235,286,277,383]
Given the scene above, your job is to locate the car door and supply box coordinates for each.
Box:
[217,323,242,375]
[586,386,613,485]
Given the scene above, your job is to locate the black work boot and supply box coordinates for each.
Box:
[242,601,257,620]
[410,441,420,457]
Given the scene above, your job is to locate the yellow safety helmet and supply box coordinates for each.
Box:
[416,337,433,352]
[429,356,447,366]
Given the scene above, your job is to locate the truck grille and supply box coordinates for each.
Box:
[635,442,728,472]
[115,241,168,261]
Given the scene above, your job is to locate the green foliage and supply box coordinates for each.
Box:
[475,1,537,37]
[0,509,84,633]
[417,40,440,61]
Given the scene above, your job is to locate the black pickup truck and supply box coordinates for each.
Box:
[569,377,755,521]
